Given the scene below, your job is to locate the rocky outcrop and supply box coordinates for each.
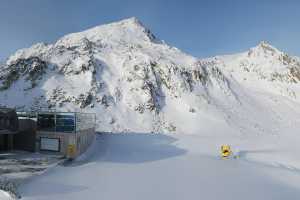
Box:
[0,57,47,90]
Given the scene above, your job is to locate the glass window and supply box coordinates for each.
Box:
[37,114,55,131]
[36,112,94,133]
[55,113,75,132]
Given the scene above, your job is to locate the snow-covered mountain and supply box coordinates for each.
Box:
[216,41,300,98]
[1,17,300,135]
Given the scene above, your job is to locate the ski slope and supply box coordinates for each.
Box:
[18,133,300,200]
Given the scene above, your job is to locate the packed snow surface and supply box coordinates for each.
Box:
[19,133,300,200]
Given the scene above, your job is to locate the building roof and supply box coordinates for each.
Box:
[0,107,15,114]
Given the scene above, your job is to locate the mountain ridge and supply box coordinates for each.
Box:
[0,17,300,135]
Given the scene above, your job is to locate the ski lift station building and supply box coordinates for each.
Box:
[1,109,96,158]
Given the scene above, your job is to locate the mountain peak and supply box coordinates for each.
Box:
[55,17,159,48]
[248,41,281,57]
[257,41,278,51]
[118,17,143,26]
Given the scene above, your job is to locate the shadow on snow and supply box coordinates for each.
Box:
[67,132,187,166]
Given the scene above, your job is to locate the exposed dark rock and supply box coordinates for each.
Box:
[0,57,47,90]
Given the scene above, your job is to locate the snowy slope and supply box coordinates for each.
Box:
[18,134,300,200]
[216,41,300,99]
[207,41,300,136]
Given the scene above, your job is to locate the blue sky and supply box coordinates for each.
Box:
[0,0,299,61]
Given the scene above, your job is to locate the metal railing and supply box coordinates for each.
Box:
[16,111,96,134]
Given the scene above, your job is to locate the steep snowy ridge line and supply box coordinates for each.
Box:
[0,18,300,137]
